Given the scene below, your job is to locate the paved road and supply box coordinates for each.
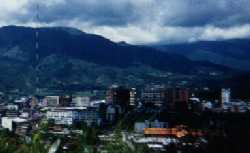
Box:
[48,139,61,153]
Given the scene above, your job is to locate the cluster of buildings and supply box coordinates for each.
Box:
[44,85,138,126]
[44,95,101,126]
[141,84,189,111]
[0,85,137,134]
[0,84,191,136]
[0,98,40,136]
[190,88,250,113]
[0,84,249,153]
[100,122,205,152]
[3,85,247,132]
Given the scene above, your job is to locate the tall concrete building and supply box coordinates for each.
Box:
[166,88,189,110]
[59,95,72,107]
[45,96,72,107]
[45,96,60,107]
[167,88,189,103]
[141,84,167,106]
[221,88,231,105]
[129,88,137,106]
[106,85,130,112]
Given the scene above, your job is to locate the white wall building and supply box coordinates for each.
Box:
[14,97,28,103]
[222,88,231,104]
[1,117,27,131]
[71,97,91,107]
[46,107,99,125]
[7,104,18,111]
[130,88,136,106]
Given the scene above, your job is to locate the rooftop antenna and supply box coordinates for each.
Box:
[35,2,40,95]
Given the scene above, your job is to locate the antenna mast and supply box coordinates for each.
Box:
[35,2,40,95]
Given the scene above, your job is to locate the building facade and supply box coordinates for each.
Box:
[45,96,60,107]
[71,96,91,107]
[141,84,167,106]
[167,88,189,110]
[46,107,99,126]
[130,88,137,106]
[106,85,130,112]
[221,88,231,105]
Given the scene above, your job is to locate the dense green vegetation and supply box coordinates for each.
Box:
[67,125,99,153]
[0,129,48,153]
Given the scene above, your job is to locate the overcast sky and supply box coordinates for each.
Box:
[1,0,250,44]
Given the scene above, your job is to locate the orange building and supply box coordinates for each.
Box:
[144,127,203,138]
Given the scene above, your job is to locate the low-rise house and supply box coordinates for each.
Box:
[1,117,29,133]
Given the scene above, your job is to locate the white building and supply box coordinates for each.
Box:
[222,88,231,104]
[7,104,18,111]
[91,99,106,107]
[14,97,28,103]
[46,107,99,125]
[1,117,27,131]
[20,112,29,118]
[130,88,136,106]
[71,96,91,107]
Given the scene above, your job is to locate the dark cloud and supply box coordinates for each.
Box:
[156,0,250,27]
[24,0,139,26]
[1,0,250,44]
[17,0,250,27]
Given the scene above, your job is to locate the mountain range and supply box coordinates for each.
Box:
[0,26,247,94]
[155,39,250,71]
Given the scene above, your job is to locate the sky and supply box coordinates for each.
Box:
[0,0,250,44]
